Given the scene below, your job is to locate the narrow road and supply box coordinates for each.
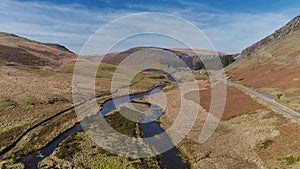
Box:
[230,82,300,118]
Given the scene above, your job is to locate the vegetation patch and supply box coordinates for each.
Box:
[14,110,77,155]
[13,66,54,77]
[56,134,82,160]
[10,154,16,165]
[194,75,209,81]
[260,140,273,149]
[45,97,69,104]
[281,155,300,165]
[276,93,283,99]
[0,99,17,112]
[19,97,44,106]
[104,110,138,137]
[0,159,25,169]
[42,110,160,169]
[0,126,25,152]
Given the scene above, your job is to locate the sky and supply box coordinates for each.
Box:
[0,0,300,54]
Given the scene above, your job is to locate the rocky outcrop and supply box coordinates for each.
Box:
[44,43,74,54]
[242,15,300,56]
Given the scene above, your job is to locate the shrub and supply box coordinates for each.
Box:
[10,154,16,165]
[276,93,283,99]
[282,155,300,165]
[260,140,273,149]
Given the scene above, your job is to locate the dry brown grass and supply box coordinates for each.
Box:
[184,85,265,120]
[257,112,300,168]
[228,60,300,112]
[146,79,300,169]
[0,52,168,161]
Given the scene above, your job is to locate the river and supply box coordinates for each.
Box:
[19,84,189,169]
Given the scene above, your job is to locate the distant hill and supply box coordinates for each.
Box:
[0,31,233,71]
[90,46,233,70]
[0,32,76,68]
[171,48,227,56]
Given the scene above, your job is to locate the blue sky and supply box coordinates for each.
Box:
[0,0,299,54]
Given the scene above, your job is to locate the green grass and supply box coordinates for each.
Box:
[14,66,55,77]
[45,97,69,104]
[194,74,209,81]
[19,97,43,106]
[0,99,16,111]
[10,154,16,165]
[282,155,300,165]
[0,125,25,153]
[56,133,82,160]
[73,62,117,78]
[13,110,77,156]
[80,154,137,169]
[18,96,68,107]
[104,110,138,137]
[73,62,168,92]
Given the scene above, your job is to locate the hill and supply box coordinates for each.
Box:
[90,46,233,70]
[0,32,169,169]
[241,15,300,58]
[228,14,300,113]
[0,32,76,69]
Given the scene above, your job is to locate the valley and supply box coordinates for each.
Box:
[0,9,300,169]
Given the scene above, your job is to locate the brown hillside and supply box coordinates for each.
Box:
[227,14,300,112]
[0,32,76,69]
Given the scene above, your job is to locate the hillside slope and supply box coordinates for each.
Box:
[0,32,76,69]
[242,15,300,59]
[0,33,79,159]
[228,14,300,113]
[0,32,169,169]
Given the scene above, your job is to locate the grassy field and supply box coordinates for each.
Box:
[143,79,300,169]
[0,57,169,169]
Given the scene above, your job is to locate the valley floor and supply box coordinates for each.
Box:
[144,80,300,169]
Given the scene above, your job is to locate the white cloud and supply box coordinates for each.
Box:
[200,12,293,53]
[80,13,215,55]
[0,0,127,53]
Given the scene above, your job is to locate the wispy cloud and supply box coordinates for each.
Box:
[199,12,292,53]
[0,0,129,52]
[0,0,298,54]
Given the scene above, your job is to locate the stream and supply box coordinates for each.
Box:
[19,84,189,169]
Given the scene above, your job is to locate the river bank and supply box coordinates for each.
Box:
[2,81,190,169]
[37,84,189,168]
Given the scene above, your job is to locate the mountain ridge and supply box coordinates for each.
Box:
[89,46,233,70]
[242,14,300,57]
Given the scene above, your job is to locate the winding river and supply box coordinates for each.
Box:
[19,84,189,169]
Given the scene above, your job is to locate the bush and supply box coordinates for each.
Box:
[10,154,16,165]
[260,140,273,149]
[282,155,300,165]
[276,93,283,99]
